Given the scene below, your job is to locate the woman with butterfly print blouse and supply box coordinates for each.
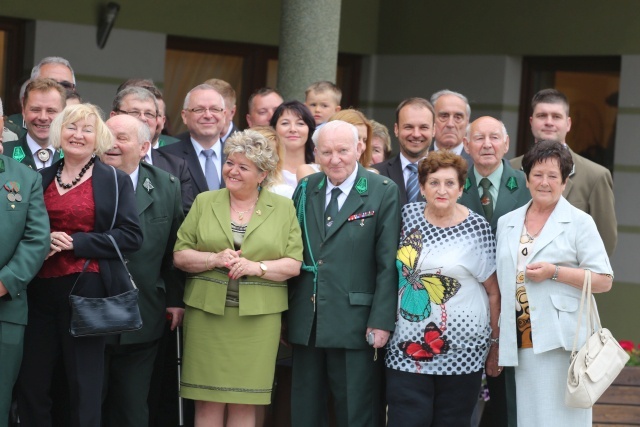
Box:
[385,151,502,427]
[496,141,613,427]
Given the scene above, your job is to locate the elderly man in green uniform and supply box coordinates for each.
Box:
[101,114,185,427]
[289,120,401,427]
[459,116,530,427]
[0,154,50,425]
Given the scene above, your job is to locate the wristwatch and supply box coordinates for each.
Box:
[258,262,268,277]
[489,337,500,346]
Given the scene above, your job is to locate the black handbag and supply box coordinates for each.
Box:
[68,166,143,337]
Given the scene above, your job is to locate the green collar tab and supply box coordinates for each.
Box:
[355,177,368,194]
[59,149,64,159]
[317,177,325,190]
[463,177,472,192]
[506,176,518,192]
[12,147,26,163]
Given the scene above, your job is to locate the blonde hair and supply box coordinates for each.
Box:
[251,126,285,186]
[224,129,278,188]
[329,109,373,167]
[49,104,113,156]
[305,81,342,105]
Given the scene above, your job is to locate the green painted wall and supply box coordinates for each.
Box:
[0,0,380,54]
[596,282,640,343]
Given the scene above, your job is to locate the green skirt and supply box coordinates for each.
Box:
[180,306,281,404]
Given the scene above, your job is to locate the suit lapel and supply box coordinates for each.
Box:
[182,141,208,194]
[505,203,528,268]
[388,156,407,205]
[211,190,234,249]
[528,198,571,262]
[492,161,521,229]
[324,168,366,241]
[462,170,484,215]
[309,176,327,237]
[135,166,153,215]
[244,191,274,241]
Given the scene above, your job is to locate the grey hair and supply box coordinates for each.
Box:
[112,86,158,113]
[31,56,76,84]
[312,120,359,148]
[132,117,152,145]
[430,89,471,118]
[223,129,278,188]
[183,84,226,110]
[465,120,509,140]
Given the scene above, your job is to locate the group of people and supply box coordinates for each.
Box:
[0,55,617,427]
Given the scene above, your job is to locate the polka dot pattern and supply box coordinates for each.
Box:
[386,202,496,375]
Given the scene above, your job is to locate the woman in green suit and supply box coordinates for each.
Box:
[174,129,303,426]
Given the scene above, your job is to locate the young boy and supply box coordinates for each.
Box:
[304,81,342,126]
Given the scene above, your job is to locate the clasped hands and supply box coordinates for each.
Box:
[212,249,261,279]
[48,231,74,259]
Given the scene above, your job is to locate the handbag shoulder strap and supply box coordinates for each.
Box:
[106,234,137,291]
[570,269,592,356]
[109,165,119,230]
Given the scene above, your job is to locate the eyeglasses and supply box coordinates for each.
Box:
[115,109,158,120]
[185,107,224,115]
[57,80,76,91]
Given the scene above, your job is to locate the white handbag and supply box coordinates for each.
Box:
[565,269,629,408]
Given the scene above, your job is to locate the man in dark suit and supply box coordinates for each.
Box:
[4,79,66,170]
[459,116,530,427]
[429,89,474,166]
[101,114,185,427]
[373,97,435,205]
[289,120,401,427]
[159,84,227,195]
[0,154,50,425]
[111,86,194,213]
[510,88,617,256]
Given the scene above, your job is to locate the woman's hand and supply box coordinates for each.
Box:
[485,344,502,377]
[213,249,241,270]
[526,262,554,282]
[226,256,261,279]
[48,231,74,258]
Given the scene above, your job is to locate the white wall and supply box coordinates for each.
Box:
[33,20,166,114]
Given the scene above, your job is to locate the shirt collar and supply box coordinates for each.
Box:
[473,160,504,190]
[129,166,140,193]
[399,152,424,170]
[26,134,53,156]
[191,136,222,159]
[326,165,359,196]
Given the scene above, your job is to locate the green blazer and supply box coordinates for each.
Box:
[288,165,401,350]
[3,135,62,170]
[0,155,50,325]
[175,188,303,316]
[459,159,531,235]
[119,163,185,344]
[158,134,180,147]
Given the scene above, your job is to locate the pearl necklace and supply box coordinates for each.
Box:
[56,156,96,189]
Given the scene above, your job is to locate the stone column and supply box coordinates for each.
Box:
[277,0,342,101]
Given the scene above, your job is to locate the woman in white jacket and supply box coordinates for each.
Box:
[496,140,613,427]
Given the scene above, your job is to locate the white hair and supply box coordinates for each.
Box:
[431,89,471,118]
[183,84,226,110]
[312,120,359,148]
[31,56,76,84]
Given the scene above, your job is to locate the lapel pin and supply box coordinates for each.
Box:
[143,178,154,193]
[256,209,262,216]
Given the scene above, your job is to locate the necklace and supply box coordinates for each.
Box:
[231,196,258,221]
[425,206,456,229]
[56,155,96,189]
[520,208,544,243]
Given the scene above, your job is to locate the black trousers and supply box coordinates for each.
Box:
[386,367,482,427]
[17,274,106,427]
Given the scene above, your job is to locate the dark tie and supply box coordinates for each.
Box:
[202,149,220,191]
[406,163,419,203]
[325,187,342,232]
[479,177,494,221]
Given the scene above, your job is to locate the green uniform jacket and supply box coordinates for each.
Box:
[158,135,180,147]
[175,188,303,316]
[118,163,185,344]
[511,148,617,256]
[288,165,401,350]
[459,159,531,235]
[0,155,50,325]
[3,135,62,170]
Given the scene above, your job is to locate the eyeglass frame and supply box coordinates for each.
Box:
[115,108,159,120]
[184,106,225,115]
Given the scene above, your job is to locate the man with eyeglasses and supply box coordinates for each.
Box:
[7,57,77,138]
[429,89,474,166]
[159,84,227,195]
[111,86,194,214]
[3,79,66,170]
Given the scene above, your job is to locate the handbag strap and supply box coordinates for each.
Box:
[570,269,593,357]
[109,165,119,230]
[106,234,137,291]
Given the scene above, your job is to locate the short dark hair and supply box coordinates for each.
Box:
[418,150,467,188]
[531,88,570,115]
[522,140,573,183]
[269,100,316,164]
[395,97,435,124]
[248,87,282,111]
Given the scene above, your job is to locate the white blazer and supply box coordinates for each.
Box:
[496,196,613,366]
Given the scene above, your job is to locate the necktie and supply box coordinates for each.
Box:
[479,177,494,221]
[325,187,342,233]
[202,149,220,191]
[406,163,419,203]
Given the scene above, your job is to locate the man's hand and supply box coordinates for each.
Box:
[365,327,390,349]
[165,307,185,330]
